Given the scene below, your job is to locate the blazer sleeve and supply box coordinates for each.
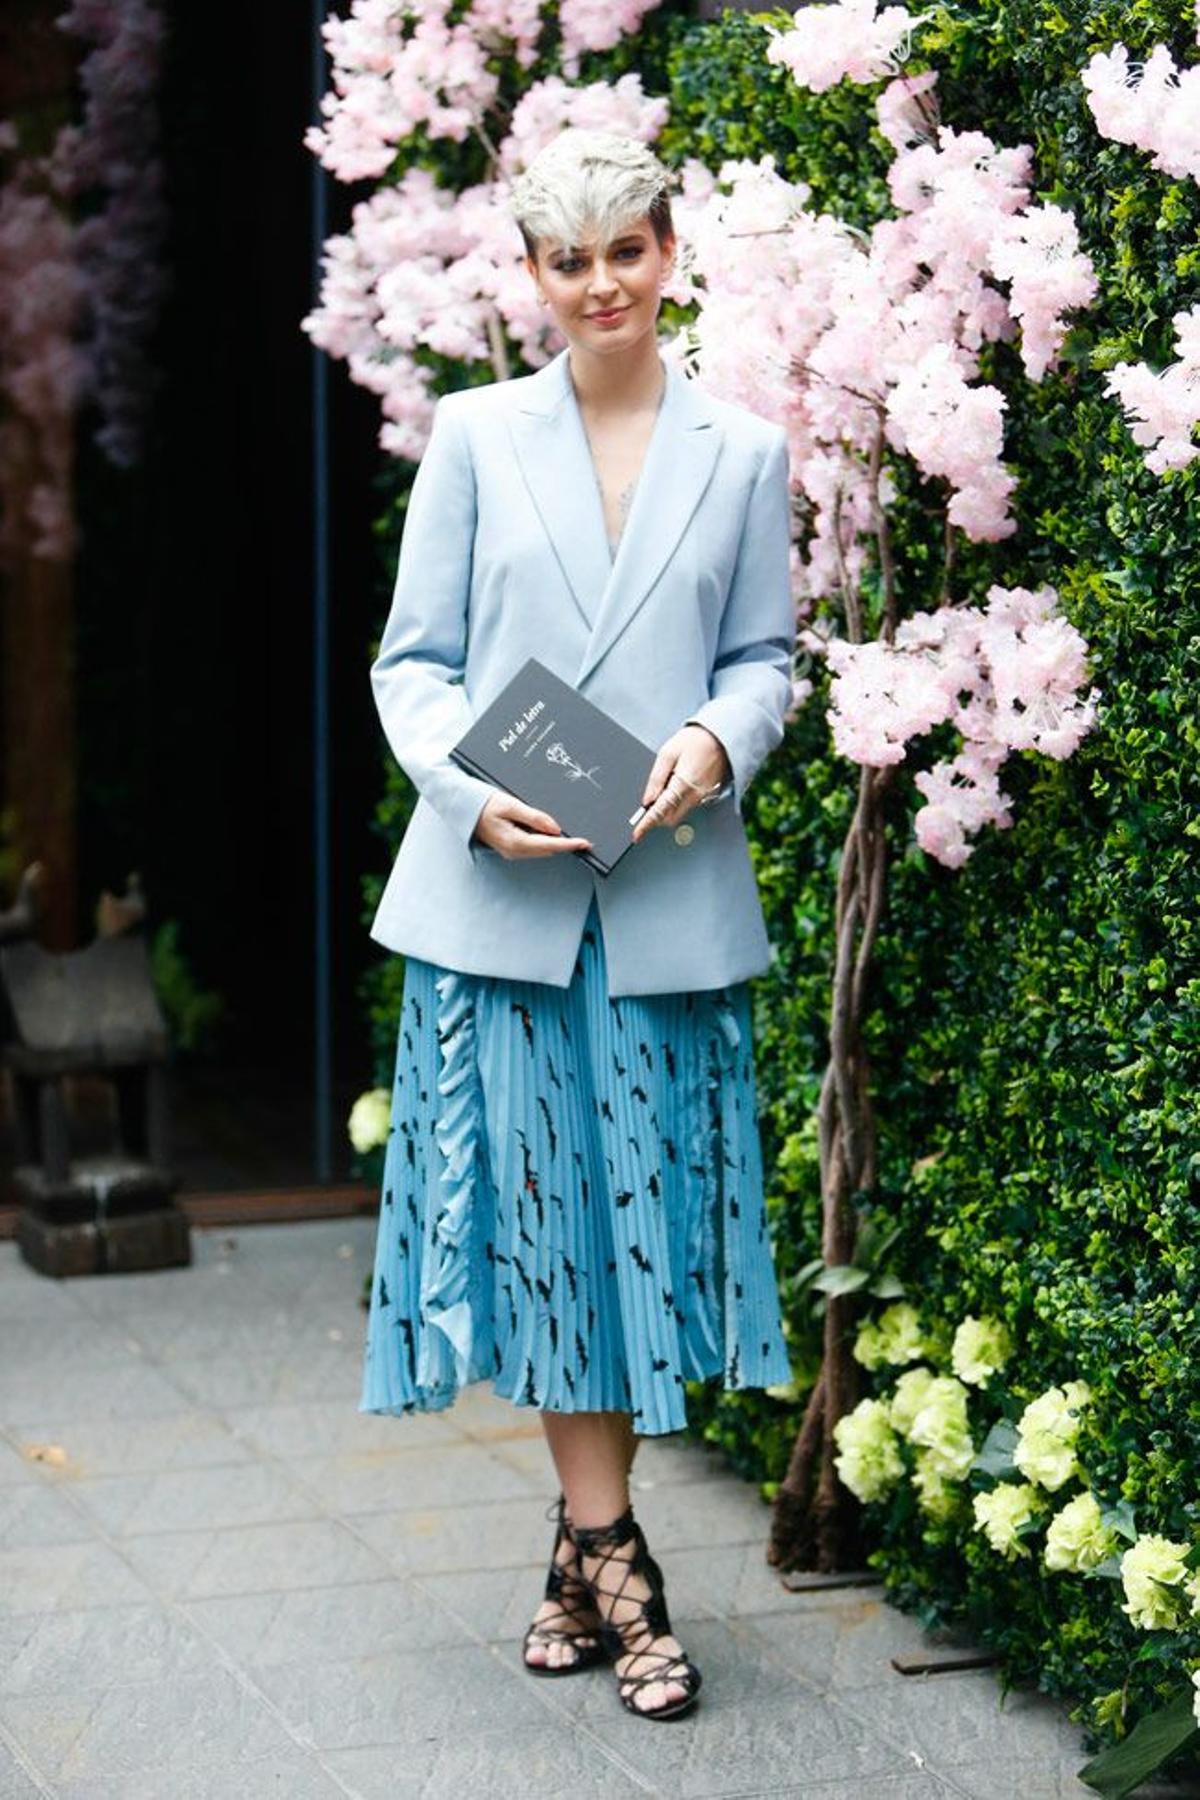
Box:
[370,394,496,863]
[683,425,795,811]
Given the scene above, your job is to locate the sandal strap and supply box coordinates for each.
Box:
[611,1645,701,1696]
[543,1512,598,1619]
[572,1510,687,1650]
[570,1506,637,1555]
[572,1513,672,1637]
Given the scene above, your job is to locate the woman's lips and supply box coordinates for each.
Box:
[587,306,629,323]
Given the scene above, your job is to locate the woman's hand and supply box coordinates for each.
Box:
[631,724,731,844]
[472,792,594,860]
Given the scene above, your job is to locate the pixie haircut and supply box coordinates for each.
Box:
[508,128,675,261]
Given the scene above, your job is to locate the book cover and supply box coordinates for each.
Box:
[450,657,657,876]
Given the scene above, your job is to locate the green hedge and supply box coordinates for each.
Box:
[672,0,1200,1757]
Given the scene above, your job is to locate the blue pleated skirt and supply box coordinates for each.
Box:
[359,895,791,1435]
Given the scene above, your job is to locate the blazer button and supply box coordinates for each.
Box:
[674,823,695,847]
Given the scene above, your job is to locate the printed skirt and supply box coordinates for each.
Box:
[359,895,791,1436]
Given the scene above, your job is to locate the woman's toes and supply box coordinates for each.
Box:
[634,1675,689,1712]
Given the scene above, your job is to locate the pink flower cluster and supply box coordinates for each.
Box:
[1101,307,1200,476]
[499,73,668,176]
[666,75,1097,594]
[0,155,89,559]
[303,69,668,456]
[559,0,663,79]
[826,585,1101,866]
[307,0,663,182]
[765,0,921,93]
[1081,16,1200,473]
[57,0,166,470]
[1080,34,1200,183]
[0,0,163,559]
[307,0,501,181]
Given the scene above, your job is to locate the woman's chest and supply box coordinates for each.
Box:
[472,432,751,599]
[578,411,661,549]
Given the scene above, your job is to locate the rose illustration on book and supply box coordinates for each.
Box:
[546,740,601,787]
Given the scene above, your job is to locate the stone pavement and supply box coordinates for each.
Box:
[0,1218,1108,1799]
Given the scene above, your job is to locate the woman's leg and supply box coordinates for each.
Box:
[524,1409,630,1670]
[539,1410,689,1711]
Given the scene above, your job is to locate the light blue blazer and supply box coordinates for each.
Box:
[367,344,795,998]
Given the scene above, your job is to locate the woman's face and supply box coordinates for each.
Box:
[526,215,675,355]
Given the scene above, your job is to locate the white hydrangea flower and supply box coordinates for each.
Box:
[1119,1535,1195,1632]
[1044,1490,1118,1574]
[852,1318,887,1369]
[1192,1668,1200,1729]
[972,1482,1043,1559]
[1013,1381,1090,1491]
[854,1302,927,1370]
[951,1315,1012,1388]
[907,1375,975,1481]
[889,1366,937,1438]
[877,1302,929,1365]
[833,1397,905,1503]
[348,1087,392,1154]
[913,1449,962,1521]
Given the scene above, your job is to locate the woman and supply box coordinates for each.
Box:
[359,128,796,1722]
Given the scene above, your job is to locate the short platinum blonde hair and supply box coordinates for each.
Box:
[508,128,675,260]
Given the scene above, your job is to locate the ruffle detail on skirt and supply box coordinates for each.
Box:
[359,899,791,1434]
[681,990,739,1382]
[416,969,488,1393]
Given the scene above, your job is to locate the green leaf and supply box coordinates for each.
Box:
[852,1219,903,1270]
[869,1272,908,1299]
[811,1264,872,1295]
[970,1419,1020,1480]
[1084,1555,1126,1582]
[1078,1689,1198,1799]
[1098,1500,1139,1544]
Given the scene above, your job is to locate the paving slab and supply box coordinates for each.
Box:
[0,1222,1149,1800]
[0,1603,218,1696]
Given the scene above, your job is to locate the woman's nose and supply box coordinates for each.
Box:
[588,259,618,295]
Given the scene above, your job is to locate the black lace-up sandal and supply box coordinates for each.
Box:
[522,1493,608,1678]
[570,1505,702,1720]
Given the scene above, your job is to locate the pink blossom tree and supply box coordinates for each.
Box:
[663,0,1103,1567]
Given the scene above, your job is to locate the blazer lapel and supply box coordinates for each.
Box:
[576,359,722,685]
[506,350,610,631]
[505,348,725,675]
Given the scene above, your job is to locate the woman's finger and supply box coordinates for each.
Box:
[641,743,680,809]
[502,827,593,859]
[632,769,695,842]
[501,796,567,835]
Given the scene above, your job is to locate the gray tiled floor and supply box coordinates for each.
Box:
[0,1221,1110,1798]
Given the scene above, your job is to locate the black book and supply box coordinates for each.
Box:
[450,657,656,876]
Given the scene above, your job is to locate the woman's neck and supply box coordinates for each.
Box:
[566,334,665,419]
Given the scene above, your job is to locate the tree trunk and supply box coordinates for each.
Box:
[768,760,893,1571]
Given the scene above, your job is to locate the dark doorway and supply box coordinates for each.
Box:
[72,2,389,1192]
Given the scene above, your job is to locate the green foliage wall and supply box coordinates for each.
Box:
[670,0,1200,1750]
[355,0,1200,1748]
